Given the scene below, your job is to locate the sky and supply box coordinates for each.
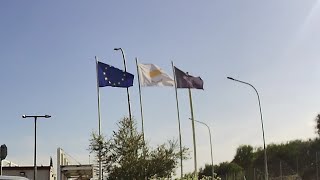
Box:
[1,0,320,176]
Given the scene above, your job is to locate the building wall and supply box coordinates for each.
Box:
[2,166,55,180]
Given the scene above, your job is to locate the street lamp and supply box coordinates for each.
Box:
[22,114,51,180]
[114,48,132,121]
[189,118,214,179]
[227,77,269,180]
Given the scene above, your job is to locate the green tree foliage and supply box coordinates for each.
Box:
[232,145,254,179]
[89,117,188,179]
[233,145,254,169]
[197,114,320,180]
[247,140,320,179]
[198,162,243,180]
[315,114,320,136]
[198,164,214,179]
[198,139,320,180]
[88,131,109,176]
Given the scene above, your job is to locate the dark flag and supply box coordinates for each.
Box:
[174,66,204,89]
[97,61,134,88]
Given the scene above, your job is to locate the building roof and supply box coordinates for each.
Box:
[3,166,51,170]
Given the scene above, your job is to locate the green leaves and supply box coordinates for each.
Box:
[315,114,320,136]
[89,117,188,179]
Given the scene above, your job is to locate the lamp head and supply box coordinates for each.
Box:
[22,115,26,118]
[227,77,234,80]
[114,48,121,51]
[45,115,51,118]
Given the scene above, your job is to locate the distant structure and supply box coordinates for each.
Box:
[57,148,94,180]
[1,148,93,180]
[2,160,18,167]
[2,166,55,180]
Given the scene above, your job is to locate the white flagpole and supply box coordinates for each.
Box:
[95,56,102,180]
[188,87,198,179]
[136,58,148,180]
[135,58,145,141]
[171,61,183,179]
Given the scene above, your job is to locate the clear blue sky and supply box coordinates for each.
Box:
[1,0,320,175]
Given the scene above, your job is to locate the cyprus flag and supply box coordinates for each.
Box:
[138,63,174,87]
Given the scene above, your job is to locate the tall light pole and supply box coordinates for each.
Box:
[227,77,268,180]
[22,114,51,180]
[189,118,214,179]
[114,48,132,122]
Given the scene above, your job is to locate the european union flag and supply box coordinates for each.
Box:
[98,61,134,88]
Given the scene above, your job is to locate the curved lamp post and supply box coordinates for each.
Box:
[227,77,268,180]
[22,114,51,180]
[189,118,214,179]
[114,48,132,121]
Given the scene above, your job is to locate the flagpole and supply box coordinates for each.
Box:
[95,56,102,180]
[171,61,183,179]
[135,57,145,141]
[114,48,133,123]
[188,87,198,179]
[136,58,148,180]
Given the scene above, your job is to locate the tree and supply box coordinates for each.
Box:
[89,131,109,176]
[89,117,188,179]
[214,162,243,179]
[198,164,220,180]
[315,114,320,136]
[233,145,254,169]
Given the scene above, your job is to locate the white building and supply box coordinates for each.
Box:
[2,166,55,180]
[1,148,93,180]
